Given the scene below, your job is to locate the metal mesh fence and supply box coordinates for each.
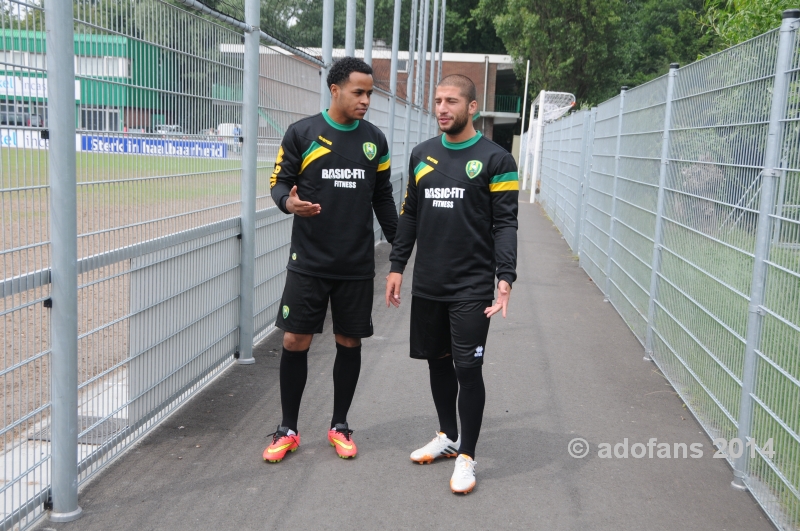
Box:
[536,16,800,530]
[0,0,433,528]
[1,2,50,527]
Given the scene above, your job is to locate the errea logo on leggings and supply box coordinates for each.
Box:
[475,346,484,357]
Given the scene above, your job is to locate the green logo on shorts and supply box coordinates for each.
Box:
[363,142,377,160]
[282,305,290,319]
[291,252,297,261]
[466,160,483,179]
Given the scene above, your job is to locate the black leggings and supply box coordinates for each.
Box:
[427,356,485,458]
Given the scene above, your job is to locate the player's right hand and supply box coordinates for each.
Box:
[385,272,403,308]
[286,185,321,217]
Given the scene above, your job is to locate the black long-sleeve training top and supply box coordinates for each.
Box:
[389,132,519,301]
[270,110,398,280]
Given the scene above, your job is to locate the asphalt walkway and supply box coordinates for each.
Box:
[44,194,773,531]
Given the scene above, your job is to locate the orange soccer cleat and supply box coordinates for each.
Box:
[328,423,358,459]
[263,426,300,463]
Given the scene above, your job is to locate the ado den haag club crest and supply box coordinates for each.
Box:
[466,160,483,179]
[363,142,377,160]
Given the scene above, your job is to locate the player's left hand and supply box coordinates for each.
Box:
[484,280,511,318]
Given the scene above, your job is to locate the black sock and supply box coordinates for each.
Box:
[428,356,459,442]
[279,347,308,433]
[331,343,362,428]
[455,365,485,459]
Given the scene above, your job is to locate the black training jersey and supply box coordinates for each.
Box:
[270,111,398,280]
[390,132,518,301]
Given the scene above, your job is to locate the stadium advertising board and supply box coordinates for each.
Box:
[80,135,228,158]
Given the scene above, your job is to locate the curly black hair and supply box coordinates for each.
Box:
[327,57,373,88]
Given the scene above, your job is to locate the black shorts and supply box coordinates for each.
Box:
[409,296,492,368]
[275,270,374,338]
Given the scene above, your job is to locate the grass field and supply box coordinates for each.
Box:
[1,146,278,457]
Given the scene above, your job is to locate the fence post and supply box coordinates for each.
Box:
[427,0,438,136]
[603,87,627,300]
[401,0,418,161]
[732,9,799,491]
[45,0,82,522]
[386,0,402,210]
[573,112,592,252]
[363,0,374,65]
[416,0,430,145]
[577,108,597,262]
[362,0,375,122]
[319,0,334,111]
[644,64,679,362]
[345,0,356,57]
[554,119,566,226]
[237,0,259,365]
[438,0,445,82]
[386,0,402,170]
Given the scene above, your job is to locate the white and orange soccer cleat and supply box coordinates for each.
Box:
[410,432,460,464]
[450,454,477,494]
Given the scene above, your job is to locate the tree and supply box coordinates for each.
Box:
[620,0,717,87]
[443,0,504,54]
[474,0,627,105]
[702,0,794,48]
[475,0,723,106]
[252,0,504,54]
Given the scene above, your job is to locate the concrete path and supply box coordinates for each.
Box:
[43,196,773,531]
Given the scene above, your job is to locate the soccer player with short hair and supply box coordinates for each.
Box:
[264,57,397,462]
[386,74,518,493]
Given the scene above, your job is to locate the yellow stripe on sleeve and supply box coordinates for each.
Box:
[415,165,434,184]
[489,181,520,192]
[300,146,331,173]
[377,159,391,172]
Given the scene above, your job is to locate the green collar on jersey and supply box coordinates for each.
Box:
[323,109,359,131]
[441,131,482,150]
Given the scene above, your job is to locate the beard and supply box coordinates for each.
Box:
[439,108,470,136]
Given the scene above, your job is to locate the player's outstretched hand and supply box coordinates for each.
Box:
[286,185,321,217]
[386,272,403,308]
[484,280,511,318]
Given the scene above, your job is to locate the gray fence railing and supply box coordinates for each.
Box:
[0,0,437,528]
[534,10,800,530]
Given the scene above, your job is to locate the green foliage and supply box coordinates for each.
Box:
[474,0,628,105]
[473,0,721,106]
[702,0,794,47]
[253,0,505,54]
[621,0,717,87]
[441,0,504,54]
